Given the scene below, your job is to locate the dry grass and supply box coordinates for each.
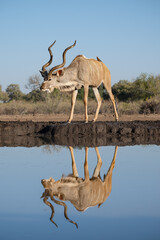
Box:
[0,99,71,115]
[1,96,160,116]
[117,101,142,115]
[0,99,114,115]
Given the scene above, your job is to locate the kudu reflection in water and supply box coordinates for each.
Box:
[41,146,118,228]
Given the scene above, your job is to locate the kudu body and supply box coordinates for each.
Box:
[40,41,118,122]
[41,146,118,228]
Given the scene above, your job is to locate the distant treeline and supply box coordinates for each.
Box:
[1,73,160,103]
[0,73,160,115]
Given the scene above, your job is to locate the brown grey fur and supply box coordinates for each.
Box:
[41,146,118,227]
[40,41,118,122]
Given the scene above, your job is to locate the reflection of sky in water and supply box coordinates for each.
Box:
[0,145,160,239]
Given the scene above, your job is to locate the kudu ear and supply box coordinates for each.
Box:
[58,193,65,200]
[57,69,64,77]
[49,177,55,183]
[39,70,48,78]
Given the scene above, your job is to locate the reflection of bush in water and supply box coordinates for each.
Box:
[42,145,63,154]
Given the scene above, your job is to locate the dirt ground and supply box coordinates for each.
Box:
[1,113,160,122]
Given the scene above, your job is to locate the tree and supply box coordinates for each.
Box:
[133,73,160,100]
[112,80,134,101]
[25,74,42,91]
[24,74,49,102]
[0,85,9,102]
[6,84,24,101]
[112,74,160,101]
[24,90,48,102]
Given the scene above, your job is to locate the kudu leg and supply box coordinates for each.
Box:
[93,87,102,122]
[93,147,102,177]
[84,86,89,123]
[68,90,78,123]
[104,146,118,193]
[103,81,118,121]
[108,91,119,121]
[84,147,89,181]
[69,146,79,177]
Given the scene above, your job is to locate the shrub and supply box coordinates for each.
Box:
[139,98,160,114]
[112,74,160,101]
[24,90,48,102]
[112,80,134,101]
[6,84,24,101]
[117,101,141,115]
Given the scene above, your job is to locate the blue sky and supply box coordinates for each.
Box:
[0,0,160,92]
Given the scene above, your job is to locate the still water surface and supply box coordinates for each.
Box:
[0,145,160,239]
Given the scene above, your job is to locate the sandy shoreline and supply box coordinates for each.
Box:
[1,113,160,122]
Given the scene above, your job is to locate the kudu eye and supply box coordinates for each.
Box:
[48,79,52,81]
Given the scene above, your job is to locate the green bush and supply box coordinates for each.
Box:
[0,85,8,102]
[112,80,134,101]
[112,74,160,101]
[6,84,24,101]
[24,90,48,102]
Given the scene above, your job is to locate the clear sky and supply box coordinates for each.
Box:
[0,0,160,92]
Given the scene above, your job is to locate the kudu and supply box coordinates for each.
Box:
[41,146,118,228]
[40,41,118,122]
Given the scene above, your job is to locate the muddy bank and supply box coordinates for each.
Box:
[0,120,160,147]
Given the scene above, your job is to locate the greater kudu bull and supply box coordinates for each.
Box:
[40,41,118,122]
[41,146,118,228]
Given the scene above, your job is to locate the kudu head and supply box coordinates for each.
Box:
[41,177,59,197]
[41,177,78,228]
[41,177,69,202]
[40,41,76,93]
